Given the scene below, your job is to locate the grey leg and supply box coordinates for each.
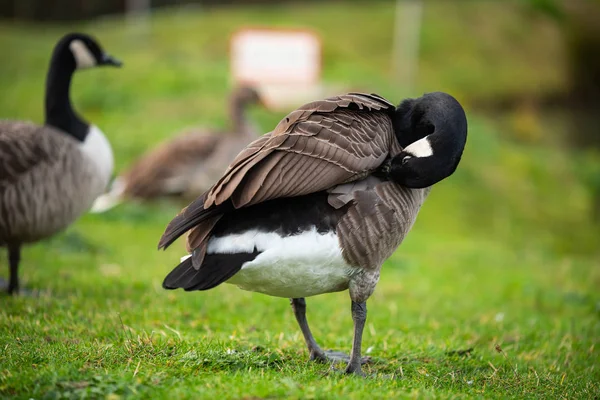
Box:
[290,298,371,368]
[290,298,327,362]
[345,301,367,375]
[8,244,20,295]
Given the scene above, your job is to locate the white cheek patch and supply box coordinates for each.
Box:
[404,136,433,158]
[69,40,96,69]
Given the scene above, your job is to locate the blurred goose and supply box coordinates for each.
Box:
[0,33,121,295]
[91,86,265,212]
[158,92,467,375]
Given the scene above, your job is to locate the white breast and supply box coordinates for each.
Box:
[79,125,114,186]
[206,228,360,298]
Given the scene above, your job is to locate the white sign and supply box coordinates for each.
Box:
[230,28,321,86]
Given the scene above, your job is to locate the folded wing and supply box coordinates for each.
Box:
[205,93,396,208]
[159,93,397,256]
[0,122,64,188]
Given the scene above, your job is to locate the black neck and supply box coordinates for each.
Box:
[44,43,88,142]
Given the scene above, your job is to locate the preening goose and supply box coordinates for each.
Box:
[158,92,467,375]
[90,86,264,212]
[0,33,121,295]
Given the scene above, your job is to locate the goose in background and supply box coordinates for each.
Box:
[158,92,468,375]
[91,86,265,212]
[0,33,121,295]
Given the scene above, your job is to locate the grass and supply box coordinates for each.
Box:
[0,1,599,399]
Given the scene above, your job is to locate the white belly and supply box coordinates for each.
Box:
[206,228,359,298]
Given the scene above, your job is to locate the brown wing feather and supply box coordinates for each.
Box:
[204,93,396,208]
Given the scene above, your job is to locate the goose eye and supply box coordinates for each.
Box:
[402,156,412,165]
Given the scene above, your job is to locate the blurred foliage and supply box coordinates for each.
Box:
[527,0,566,20]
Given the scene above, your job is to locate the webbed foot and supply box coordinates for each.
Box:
[311,349,371,366]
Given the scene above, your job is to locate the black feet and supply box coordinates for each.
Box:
[0,278,39,297]
[310,349,371,366]
[310,350,370,377]
[0,277,17,296]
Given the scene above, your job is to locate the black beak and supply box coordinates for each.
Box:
[101,53,123,67]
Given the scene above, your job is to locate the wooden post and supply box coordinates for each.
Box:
[392,0,423,96]
[126,0,151,36]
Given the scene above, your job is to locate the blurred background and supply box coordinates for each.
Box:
[1,0,598,253]
[1,0,599,396]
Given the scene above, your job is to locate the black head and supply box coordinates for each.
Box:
[44,33,122,141]
[387,92,467,188]
[54,32,122,70]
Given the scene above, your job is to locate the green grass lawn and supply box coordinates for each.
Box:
[1,2,599,399]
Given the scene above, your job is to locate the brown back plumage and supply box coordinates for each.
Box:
[0,122,56,188]
[121,133,220,199]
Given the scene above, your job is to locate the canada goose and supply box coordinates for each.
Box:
[90,86,265,212]
[0,33,121,295]
[158,92,467,375]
